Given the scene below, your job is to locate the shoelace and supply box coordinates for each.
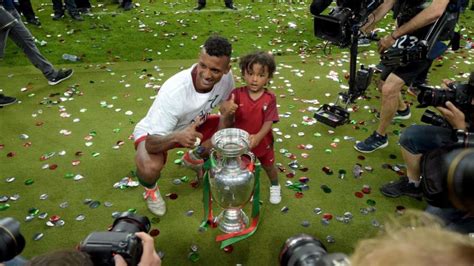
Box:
[144,187,158,201]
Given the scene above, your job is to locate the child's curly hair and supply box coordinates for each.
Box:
[239,51,276,78]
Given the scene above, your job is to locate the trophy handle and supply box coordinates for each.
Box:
[209,149,222,170]
[244,151,255,164]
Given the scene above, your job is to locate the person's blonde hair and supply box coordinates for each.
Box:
[351,210,474,266]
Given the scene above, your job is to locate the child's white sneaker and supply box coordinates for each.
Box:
[269,185,282,204]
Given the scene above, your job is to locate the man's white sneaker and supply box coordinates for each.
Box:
[269,185,282,204]
[143,186,166,216]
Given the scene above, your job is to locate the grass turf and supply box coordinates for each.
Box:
[1,0,474,265]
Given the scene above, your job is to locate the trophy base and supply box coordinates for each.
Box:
[216,208,249,233]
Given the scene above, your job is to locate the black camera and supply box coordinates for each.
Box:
[279,234,349,266]
[381,41,428,67]
[79,212,151,266]
[421,109,451,129]
[417,82,473,111]
[0,217,25,262]
[313,0,383,47]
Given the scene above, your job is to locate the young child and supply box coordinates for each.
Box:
[228,51,281,204]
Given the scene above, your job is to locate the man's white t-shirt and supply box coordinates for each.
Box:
[133,64,234,141]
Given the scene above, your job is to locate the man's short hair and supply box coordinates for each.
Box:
[203,36,232,58]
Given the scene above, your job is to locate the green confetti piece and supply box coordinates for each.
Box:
[29,208,39,215]
[180,176,189,182]
[188,252,200,262]
[174,159,182,165]
[136,98,143,102]
[176,151,184,156]
[314,132,322,137]
[65,173,75,179]
[89,131,97,136]
[128,208,137,213]
[367,199,376,206]
[25,178,34,185]
[0,204,11,211]
[324,149,332,154]
[113,128,121,133]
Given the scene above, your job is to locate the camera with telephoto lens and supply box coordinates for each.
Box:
[279,234,350,266]
[79,212,151,266]
[0,217,25,263]
[313,0,383,47]
[417,81,473,111]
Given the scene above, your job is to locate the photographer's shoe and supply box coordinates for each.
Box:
[358,38,370,47]
[194,4,205,10]
[48,69,73,86]
[143,186,166,216]
[0,94,17,107]
[354,131,388,153]
[375,106,411,120]
[225,4,237,10]
[269,185,282,204]
[52,12,64,20]
[380,176,422,198]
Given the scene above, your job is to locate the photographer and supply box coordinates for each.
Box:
[380,72,474,233]
[354,0,453,153]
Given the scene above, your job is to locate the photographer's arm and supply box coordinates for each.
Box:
[436,101,467,130]
[361,0,395,34]
[379,0,449,52]
[392,0,449,39]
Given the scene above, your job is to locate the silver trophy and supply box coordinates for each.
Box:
[209,128,255,233]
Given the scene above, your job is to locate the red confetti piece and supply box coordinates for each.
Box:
[190,180,199,188]
[49,164,58,170]
[299,167,309,172]
[355,192,364,198]
[223,245,234,253]
[295,192,304,198]
[23,142,32,148]
[323,213,333,220]
[286,172,295,178]
[362,187,371,194]
[50,215,60,222]
[149,228,160,237]
[168,193,178,200]
[357,155,366,160]
[35,121,44,126]
[7,152,15,158]
[0,144,4,150]
[75,151,83,156]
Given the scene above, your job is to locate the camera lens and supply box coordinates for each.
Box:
[445,149,474,213]
[0,217,25,262]
[111,212,151,234]
[279,234,328,266]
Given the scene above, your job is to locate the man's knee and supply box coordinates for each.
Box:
[381,82,402,98]
[136,157,164,178]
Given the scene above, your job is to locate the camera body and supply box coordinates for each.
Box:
[79,212,151,266]
[80,232,142,266]
[279,234,350,266]
[417,82,473,111]
[313,0,383,47]
[381,41,428,67]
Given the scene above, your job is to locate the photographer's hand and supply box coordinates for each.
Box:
[378,35,396,53]
[114,232,161,266]
[436,101,467,130]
